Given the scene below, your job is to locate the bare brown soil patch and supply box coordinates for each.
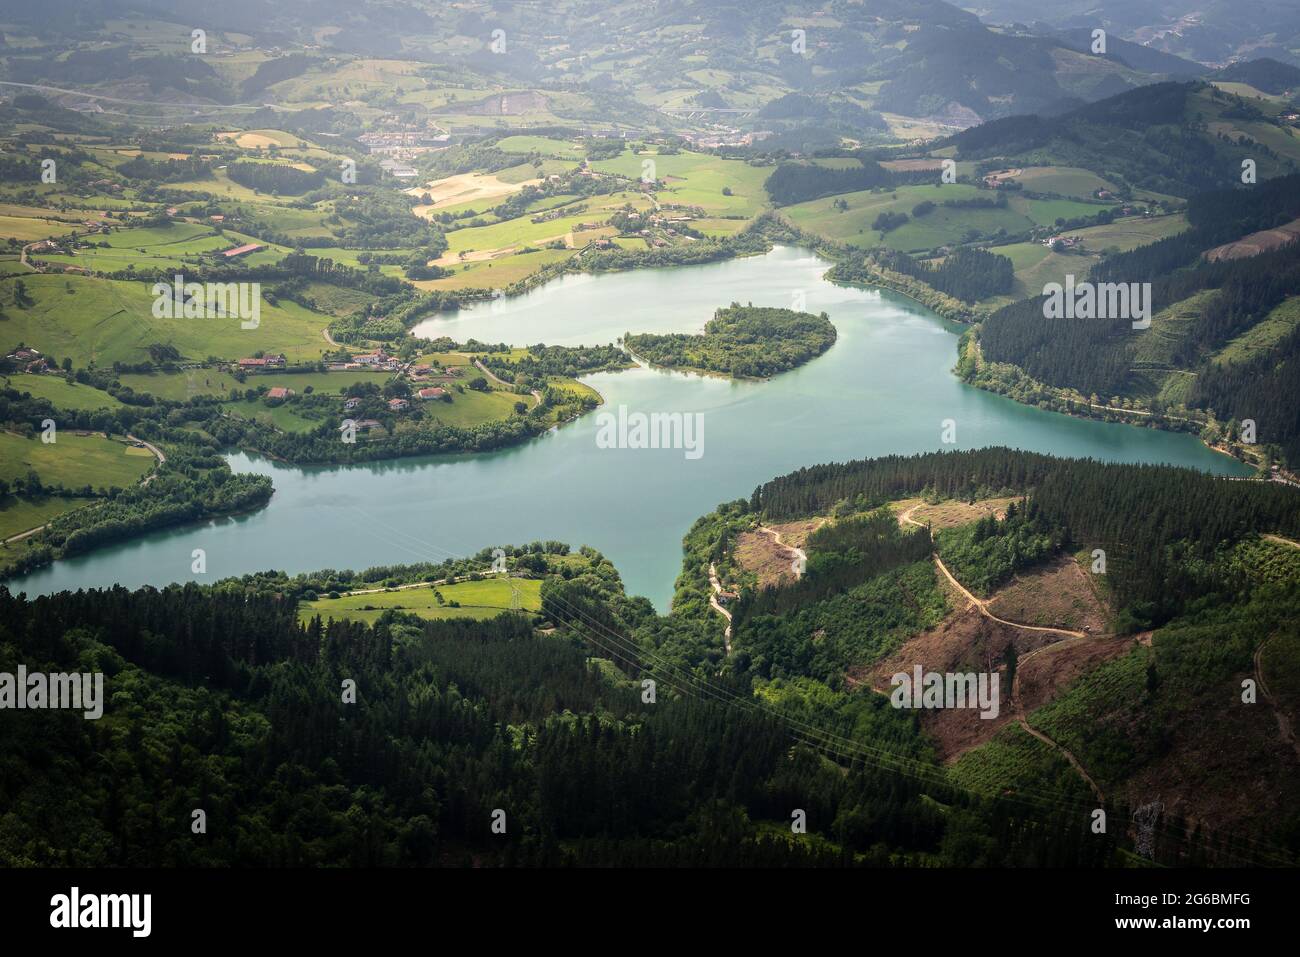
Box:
[408,172,542,215]
[860,606,1059,762]
[851,551,1119,762]
[890,496,1017,531]
[458,90,550,116]
[767,518,822,550]
[734,519,821,588]
[986,555,1109,635]
[431,247,515,267]
[1015,634,1133,714]
[1204,217,1300,262]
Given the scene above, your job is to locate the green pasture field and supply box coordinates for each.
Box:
[973,241,1098,306]
[118,369,393,402]
[809,158,866,170]
[417,351,475,368]
[413,248,573,291]
[295,280,383,315]
[1070,213,1190,251]
[242,201,336,240]
[167,167,316,204]
[3,274,335,367]
[307,249,407,279]
[0,494,97,541]
[220,398,325,433]
[782,183,989,244]
[692,217,749,237]
[218,129,309,149]
[549,379,603,403]
[0,214,80,242]
[589,150,771,217]
[0,374,124,411]
[787,184,1177,255]
[441,204,607,257]
[219,379,521,433]
[1012,166,1118,199]
[913,212,1187,306]
[421,386,523,427]
[1010,195,1105,226]
[433,191,584,225]
[495,135,586,159]
[42,222,233,271]
[0,431,154,489]
[1195,89,1300,170]
[300,576,542,623]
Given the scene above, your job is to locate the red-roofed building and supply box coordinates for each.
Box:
[417,387,447,400]
[267,386,293,399]
[221,242,263,258]
[236,354,285,370]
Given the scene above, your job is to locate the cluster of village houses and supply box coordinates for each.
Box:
[231,348,464,417]
[5,348,49,372]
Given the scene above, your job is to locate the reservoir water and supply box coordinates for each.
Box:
[8,246,1250,609]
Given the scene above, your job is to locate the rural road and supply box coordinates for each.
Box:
[1008,631,1108,801]
[127,434,166,465]
[340,575,460,597]
[472,358,542,406]
[19,241,40,271]
[756,524,808,575]
[899,505,1086,639]
[898,504,1105,798]
[2,523,48,545]
[0,79,262,113]
[127,434,166,486]
[707,562,733,653]
[1254,635,1300,760]
[705,525,812,654]
[2,433,166,543]
[1017,717,1106,802]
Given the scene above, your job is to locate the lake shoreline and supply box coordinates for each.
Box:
[6,246,1253,607]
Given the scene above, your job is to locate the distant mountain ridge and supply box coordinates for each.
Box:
[966,0,1300,66]
[0,0,1246,129]
[943,80,1300,195]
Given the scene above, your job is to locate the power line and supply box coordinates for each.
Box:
[318,504,1295,865]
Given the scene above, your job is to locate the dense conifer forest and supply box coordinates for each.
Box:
[0,572,1118,867]
[751,448,1300,624]
[974,176,1300,464]
[836,246,1015,303]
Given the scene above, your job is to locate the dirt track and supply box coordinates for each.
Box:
[899,505,1086,639]
[894,503,1110,792]
[707,562,732,653]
